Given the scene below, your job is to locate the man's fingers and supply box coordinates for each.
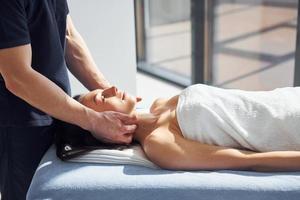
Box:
[121,133,133,144]
[121,124,137,133]
[116,112,137,123]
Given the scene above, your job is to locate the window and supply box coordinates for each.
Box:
[211,0,298,90]
[135,0,192,87]
[135,0,300,89]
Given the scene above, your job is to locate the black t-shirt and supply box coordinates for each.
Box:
[0,0,71,127]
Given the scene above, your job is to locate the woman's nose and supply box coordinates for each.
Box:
[103,86,118,97]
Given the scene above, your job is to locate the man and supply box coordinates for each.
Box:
[0,0,138,199]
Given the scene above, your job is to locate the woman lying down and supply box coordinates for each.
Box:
[76,84,300,172]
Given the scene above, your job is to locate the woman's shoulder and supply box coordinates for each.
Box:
[150,98,168,114]
[150,95,179,114]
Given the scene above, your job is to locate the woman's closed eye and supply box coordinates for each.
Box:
[101,94,106,102]
[95,92,105,104]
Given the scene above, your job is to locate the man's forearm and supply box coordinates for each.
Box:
[65,16,110,90]
[4,67,93,130]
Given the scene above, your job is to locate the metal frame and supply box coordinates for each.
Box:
[204,0,215,85]
[190,0,216,85]
[294,1,300,86]
[138,62,190,87]
[190,0,206,84]
[134,0,146,62]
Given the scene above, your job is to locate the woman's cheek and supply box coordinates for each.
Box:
[111,104,125,113]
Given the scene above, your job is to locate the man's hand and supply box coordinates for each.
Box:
[88,111,138,144]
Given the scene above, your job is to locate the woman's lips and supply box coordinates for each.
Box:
[122,92,126,100]
[120,92,125,100]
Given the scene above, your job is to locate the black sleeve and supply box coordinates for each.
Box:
[66,0,69,14]
[0,0,30,49]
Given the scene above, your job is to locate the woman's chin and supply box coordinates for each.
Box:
[128,104,137,115]
[127,95,137,107]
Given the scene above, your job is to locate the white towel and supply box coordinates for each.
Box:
[176,84,300,152]
[68,144,159,169]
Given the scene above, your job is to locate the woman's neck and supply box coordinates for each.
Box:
[133,111,160,143]
[133,95,179,143]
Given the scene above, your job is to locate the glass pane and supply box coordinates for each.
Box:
[144,0,191,82]
[212,0,298,90]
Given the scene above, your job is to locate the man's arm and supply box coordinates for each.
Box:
[0,44,136,144]
[65,15,110,90]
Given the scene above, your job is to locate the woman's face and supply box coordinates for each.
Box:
[79,86,137,114]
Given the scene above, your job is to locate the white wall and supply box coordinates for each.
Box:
[67,0,137,95]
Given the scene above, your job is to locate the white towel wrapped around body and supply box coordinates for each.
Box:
[176,84,300,152]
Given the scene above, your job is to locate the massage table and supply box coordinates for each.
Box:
[27,146,300,200]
